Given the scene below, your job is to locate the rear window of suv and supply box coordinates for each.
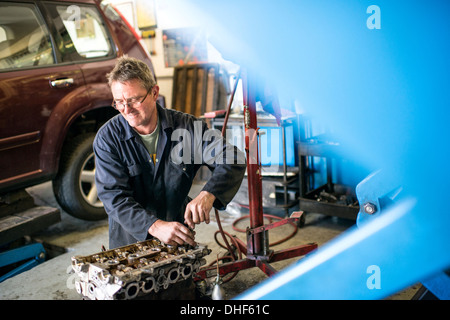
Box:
[51,3,114,60]
[0,1,115,70]
[0,2,54,69]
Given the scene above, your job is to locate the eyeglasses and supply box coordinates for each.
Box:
[112,87,152,111]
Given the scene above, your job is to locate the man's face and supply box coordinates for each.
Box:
[111,79,159,134]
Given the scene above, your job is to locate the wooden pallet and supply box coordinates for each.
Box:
[0,190,60,246]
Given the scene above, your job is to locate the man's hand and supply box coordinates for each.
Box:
[184,191,216,229]
[148,220,196,246]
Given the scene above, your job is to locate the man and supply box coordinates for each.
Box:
[94,56,246,249]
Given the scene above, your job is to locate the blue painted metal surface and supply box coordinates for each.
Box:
[359,169,448,299]
[0,243,46,283]
[420,272,450,300]
[355,170,403,227]
[174,0,450,299]
[354,168,450,299]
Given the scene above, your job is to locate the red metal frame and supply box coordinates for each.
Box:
[195,69,317,282]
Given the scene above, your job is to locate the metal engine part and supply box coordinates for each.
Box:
[71,239,211,300]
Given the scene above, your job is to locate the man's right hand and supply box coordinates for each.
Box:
[148,220,196,246]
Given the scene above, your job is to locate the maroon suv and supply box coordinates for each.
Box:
[0,0,156,220]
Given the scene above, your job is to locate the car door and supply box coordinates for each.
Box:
[0,1,87,192]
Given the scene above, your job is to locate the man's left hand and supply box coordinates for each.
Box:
[184,191,216,229]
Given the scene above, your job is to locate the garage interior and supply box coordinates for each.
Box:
[0,181,422,300]
[1,0,449,301]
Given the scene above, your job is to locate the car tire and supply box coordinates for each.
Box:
[53,133,106,221]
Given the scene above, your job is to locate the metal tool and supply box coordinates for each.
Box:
[0,242,46,283]
[195,69,317,284]
[211,254,225,300]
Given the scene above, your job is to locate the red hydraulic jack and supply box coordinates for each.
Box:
[195,69,318,282]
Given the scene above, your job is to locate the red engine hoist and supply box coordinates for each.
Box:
[195,69,318,282]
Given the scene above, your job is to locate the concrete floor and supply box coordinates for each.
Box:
[0,181,421,300]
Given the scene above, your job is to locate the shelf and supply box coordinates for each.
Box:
[298,183,359,220]
[297,117,359,220]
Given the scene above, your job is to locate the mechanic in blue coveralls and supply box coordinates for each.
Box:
[94,56,246,249]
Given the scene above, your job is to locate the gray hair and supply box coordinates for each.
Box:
[107,56,156,90]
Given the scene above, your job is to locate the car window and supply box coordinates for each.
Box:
[45,3,114,61]
[0,2,54,70]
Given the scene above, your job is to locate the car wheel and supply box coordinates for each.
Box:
[53,133,106,221]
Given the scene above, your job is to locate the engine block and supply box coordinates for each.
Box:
[71,239,211,300]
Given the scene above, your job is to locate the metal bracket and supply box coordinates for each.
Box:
[0,242,46,283]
